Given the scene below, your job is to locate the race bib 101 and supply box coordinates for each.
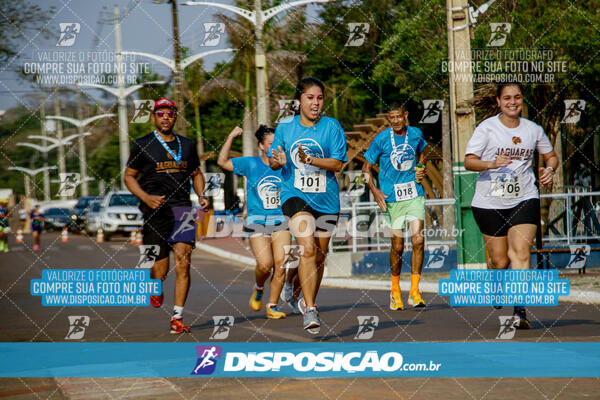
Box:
[294,169,327,193]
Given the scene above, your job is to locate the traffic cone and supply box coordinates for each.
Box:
[135,230,143,246]
[129,231,136,244]
[96,228,104,243]
[61,227,69,243]
[16,229,23,243]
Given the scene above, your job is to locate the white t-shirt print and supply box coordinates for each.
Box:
[465,114,554,209]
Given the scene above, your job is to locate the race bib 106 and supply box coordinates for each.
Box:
[489,175,523,198]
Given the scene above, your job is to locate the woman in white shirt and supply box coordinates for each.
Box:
[464,82,559,328]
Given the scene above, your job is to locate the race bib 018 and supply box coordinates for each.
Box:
[294,169,327,193]
[394,181,418,202]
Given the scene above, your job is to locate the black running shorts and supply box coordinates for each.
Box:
[143,205,195,260]
[281,197,338,232]
[472,198,540,237]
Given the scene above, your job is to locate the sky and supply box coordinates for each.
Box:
[0,0,323,111]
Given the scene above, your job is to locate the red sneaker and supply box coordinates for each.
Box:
[170,317,191,334]
[150,293,164,308]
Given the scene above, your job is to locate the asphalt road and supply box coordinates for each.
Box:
[1,232,599,399]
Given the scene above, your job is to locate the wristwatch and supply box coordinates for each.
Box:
[305,155,313,165]
[547,166,555,173]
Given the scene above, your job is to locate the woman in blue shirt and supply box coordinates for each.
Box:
[269,77,348,334]
[218,125,290,320]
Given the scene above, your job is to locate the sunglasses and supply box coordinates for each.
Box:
[155,110,175,118]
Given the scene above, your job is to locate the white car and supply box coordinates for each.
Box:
[97,191,142,240]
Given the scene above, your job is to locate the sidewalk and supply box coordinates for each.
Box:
[195,237,600,305]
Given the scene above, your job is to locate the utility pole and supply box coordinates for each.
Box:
[447,0,484,268]
[39,98,51,201]
[170,0,186,137]
[253,0,268,131]
[53,86,66,179]
[441,101,454,238]
[114,6,130,189]
[76,86,89,196]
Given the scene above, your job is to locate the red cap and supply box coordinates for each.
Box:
[153,98,178,112]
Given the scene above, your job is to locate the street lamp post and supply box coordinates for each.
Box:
[8,166,58,200]
[16,133,91,200]
[45,114,116,196]
[119,48,235,159]
[182,0,333,129]
[77,81,165,189]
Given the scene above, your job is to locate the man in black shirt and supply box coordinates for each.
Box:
[125,97,209,334]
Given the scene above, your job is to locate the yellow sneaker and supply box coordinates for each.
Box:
[266,304,286,319]
[408,290,426,308]
[389,290,404,310]
[249,287,263,311]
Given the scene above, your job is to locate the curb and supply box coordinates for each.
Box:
[196,242,600,305]
[195,242,255,266]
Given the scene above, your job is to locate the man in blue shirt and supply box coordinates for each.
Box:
[362,103,428,310]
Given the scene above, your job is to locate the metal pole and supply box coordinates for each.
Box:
[441,101,454,240]
[24,175,32,200]
[115,6,129,189]
[53,86,66,178]
[171,0,186,137]
[76,87,89,196]
[254,0,269,128]
[447,0,483,268]
[39,99,51,201]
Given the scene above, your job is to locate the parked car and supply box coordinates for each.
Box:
[97,191,142,240]
[71,196,103,231]
[43,208,73,231]
[82,200,103,234]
